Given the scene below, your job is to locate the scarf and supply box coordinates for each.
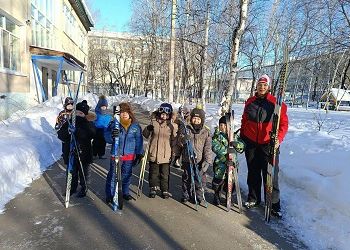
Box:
[120,117,132,130]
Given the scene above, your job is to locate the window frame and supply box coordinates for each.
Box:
[0,15,21,72]
[31,0,54,49]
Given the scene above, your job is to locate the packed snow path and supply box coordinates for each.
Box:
[0,104,306,249]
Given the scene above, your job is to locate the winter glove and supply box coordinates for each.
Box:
[146,124,154,132]
[200,161,210,175]
[112,128,119,138]
[134,154,144,166]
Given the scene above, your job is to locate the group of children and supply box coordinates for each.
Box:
[55,73,288,217]
[56,96,143,201]
[55,96,235,205]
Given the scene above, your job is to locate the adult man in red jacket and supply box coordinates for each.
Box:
[240,74,288,217]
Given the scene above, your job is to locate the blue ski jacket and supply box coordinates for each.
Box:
[94,99,112,129]
[95,112,112,129]
[104,121,143,159]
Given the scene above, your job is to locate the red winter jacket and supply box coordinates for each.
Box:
[240,93,288,145]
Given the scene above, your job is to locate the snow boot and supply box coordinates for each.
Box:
[123,194,133,201]
[77,188,87,198]
[213,192,220,205]
[181,197,188,203]
[105,197,113,204]
[149,187,157,198]
[271,200,282,218]
[244,200,260,209]
[162,191,170,199]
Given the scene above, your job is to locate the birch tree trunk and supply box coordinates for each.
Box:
[221,0,249,114]
[199,1,210,109]
[168,0,177,103]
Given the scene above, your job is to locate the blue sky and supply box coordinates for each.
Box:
[88,0,132,32]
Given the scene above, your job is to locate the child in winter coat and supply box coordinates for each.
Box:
[170,105,191,169]
[55,97,74,130]
[93,95,112,159]
[174,108,213,203]
[212,115,246,205]
[56,97,74,157]
[104,102,143,201]
[212,116,229,205]
[57,101,96,197]
[143,103,178,199]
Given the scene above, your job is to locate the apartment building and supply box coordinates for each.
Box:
[0,0,93,120]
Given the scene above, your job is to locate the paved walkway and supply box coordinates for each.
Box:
[0,104,306,250]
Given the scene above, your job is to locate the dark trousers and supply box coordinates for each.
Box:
[182,163,206,200]
[93,128,106,157]
[149,162,170,192]
[212,177,231,194]
[244,141,280,204]
[71,158,90,192]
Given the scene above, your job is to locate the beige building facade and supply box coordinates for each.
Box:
[0,0,93,120]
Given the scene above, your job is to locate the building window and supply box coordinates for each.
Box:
[31,0,54,49]
[63,4,76,39]
[0,15,21,71]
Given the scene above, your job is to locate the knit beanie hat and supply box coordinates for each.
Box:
[258,74,271,86]
[219,116,226,125]
[64,97,73,108]
[98,95,108,107]
[76,101,89,115]
[190,108,205,124]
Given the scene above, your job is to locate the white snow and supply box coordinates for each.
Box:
[0,94,349,250]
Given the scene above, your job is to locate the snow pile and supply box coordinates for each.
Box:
[0,100,62,212]
[279,109,350,250]
[0,94,349,250]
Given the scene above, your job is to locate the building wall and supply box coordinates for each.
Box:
[0,0,92,120]
[29,0,90,101]
[0,1,30,82]
[0,1,32,120]
[0,72,29,92]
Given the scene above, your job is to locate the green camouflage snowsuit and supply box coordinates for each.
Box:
[212,127,229,181]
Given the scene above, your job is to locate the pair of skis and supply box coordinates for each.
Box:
[136,139,149,198]
[265,49,289,222]
[64,73,84,208]
[107,105,123,211]
[225,111,243,213]
[137,115,153,199]
[179,108,208,210]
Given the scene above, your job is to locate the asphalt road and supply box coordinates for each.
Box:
[0,104,306,250]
